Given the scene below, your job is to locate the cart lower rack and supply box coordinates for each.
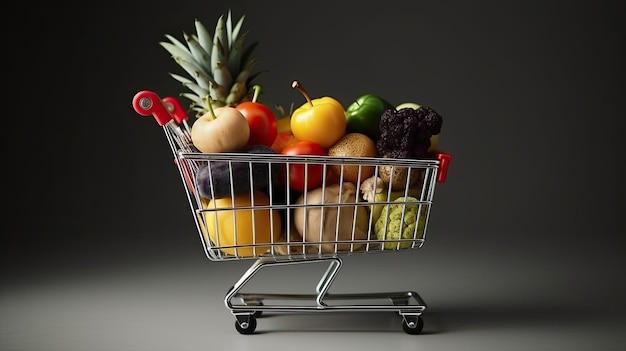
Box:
[225,256,428,334]
[133,91,452,334]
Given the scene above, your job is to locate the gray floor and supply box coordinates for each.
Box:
[2,236,624,351]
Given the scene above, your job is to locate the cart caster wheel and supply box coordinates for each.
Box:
[402,316,424,335]
[235,316,257,335]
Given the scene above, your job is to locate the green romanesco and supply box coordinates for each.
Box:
[374,196,428,249]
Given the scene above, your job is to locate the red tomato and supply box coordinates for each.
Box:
[281,141,326,192]
[236,102,278,147]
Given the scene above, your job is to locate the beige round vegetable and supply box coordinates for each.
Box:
[293,182,370,253]
[191,103,250,153]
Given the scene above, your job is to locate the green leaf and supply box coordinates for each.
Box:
[211,38,227,76]
[194,19,213,54]
[181,92,204,106]
[163,34,189,53]
[213,61,233,88]
[209,82,228,101]
[183,32,211,69]
[226,10,233,49]
[160,41,194,63]
[227,30,248,75]
[230,14,246,49]
[212,14,227,69]
[170,73,210,98]
[174,57,214,89]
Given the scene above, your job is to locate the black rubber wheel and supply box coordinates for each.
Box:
[402,316,424,335]
[235,316,257,335]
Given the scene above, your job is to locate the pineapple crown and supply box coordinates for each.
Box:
[160,10,262,117]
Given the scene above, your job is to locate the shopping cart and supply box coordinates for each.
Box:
[133,90,452,334]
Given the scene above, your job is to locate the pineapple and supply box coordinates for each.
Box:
[160,11,262,117]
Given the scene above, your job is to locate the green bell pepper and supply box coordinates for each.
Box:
[345,93,394,141]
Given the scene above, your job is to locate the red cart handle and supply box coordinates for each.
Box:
[434,152,452,183]
[162,96,189,124]
[132,90,172,126]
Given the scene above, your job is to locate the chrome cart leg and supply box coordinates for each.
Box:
[314,257,342,306]
[224,257,344,311]
[224,258,266,311]
[226,259,269,335]
[224,257,346,334]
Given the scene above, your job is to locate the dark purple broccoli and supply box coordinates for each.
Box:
[376,106,443,159]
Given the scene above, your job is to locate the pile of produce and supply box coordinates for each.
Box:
[156,11,447,257]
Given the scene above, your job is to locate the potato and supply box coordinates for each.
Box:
[328,133,378,184]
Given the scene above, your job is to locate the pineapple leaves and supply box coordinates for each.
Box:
[160,40,194,64]
[213,61,233,89]
[226,11,234,48]
[170,73,210,100]
[227,31,248,75]
[161,36,213,89]
[226,11,247,73]
[209,82,229,102]
[234,56,259,84]
[183,32,211,69]
[180,92,204,107]
[194,19,213,54]
[162,34,190,53]
[182,94,208,117]
[163,11,260,109]
[169,73,194,85]
[226,56,259,104]
[240,41,259,73]
[173,57,215,90]
[212,15,227,68]
[229,13,246,49]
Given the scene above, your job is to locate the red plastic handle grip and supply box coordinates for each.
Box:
[162,96,189,124]
[435,152,452,183]
[132,90,172,126]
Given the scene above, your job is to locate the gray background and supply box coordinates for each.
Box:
[3,0,625,350]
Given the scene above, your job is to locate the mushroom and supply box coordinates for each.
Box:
[378,165,423,191]
[359,175,386,203]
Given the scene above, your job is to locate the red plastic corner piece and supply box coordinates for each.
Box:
[435,152,452,183]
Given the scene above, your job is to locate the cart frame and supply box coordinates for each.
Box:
[133,91,451,334]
